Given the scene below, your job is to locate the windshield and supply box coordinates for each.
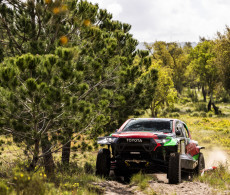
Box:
[122,119,172,133]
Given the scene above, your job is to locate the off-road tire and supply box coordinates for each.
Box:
[124,173,131,183]
[168,152,181,184]
[96,148,111,177]
[194,153,205,175]
[114,167,122,177]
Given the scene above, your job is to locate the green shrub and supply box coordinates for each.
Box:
[195,102,207,112]
[208,112,213,117]
[160,109,168,117]
[0,180,10,195]
[169,112,180,118]
[224,129,229,134]
[195,162,230,191]
[81,141,88,151]
[166,107,180,113]
[186,108,192,113]
[200,112,207,117]
[84,162,94,174]
[173,112,180,117]
[87,145,93,151]
[23,174,46,195]
[180,97,190,104]
[187,88,198,102]
[191,112,199,117]
[201,137,212,143]
[12,169,47,195]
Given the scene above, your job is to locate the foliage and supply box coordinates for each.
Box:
[187,88,198,102]
[189,40,219,104]
[149,61,177,117]
[195,162,230,191]
[195,102,208,112]
[146,41,189,94]
[0,0,158,169]
[215,26,230,92]
[0,180,10,195]
[84,161,94,174]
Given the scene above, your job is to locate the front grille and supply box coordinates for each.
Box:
[117,138,151,144]
[115,138,156,153]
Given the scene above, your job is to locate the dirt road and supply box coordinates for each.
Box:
[95,173,226,195]
[94,150,230,195]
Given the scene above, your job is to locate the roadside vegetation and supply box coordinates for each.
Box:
[0,0,230,194]
[194,162,230,192]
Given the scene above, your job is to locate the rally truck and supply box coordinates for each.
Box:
[96,118,205,184]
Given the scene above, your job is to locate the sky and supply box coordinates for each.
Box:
[89,0,230,43]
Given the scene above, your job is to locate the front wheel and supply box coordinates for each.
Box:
[194,153,205,175]
[96,148,111,177]
[168,153,181,184]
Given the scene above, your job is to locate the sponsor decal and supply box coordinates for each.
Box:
[126,138,143,143]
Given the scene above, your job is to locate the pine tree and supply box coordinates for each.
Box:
[0,0,159,170]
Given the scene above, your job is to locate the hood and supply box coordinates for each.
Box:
[111,131,171,139]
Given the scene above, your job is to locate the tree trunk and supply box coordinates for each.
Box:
[202,85,206,102]
[27,139,39,172]
[212,103,219,115]
[62,141,71,165]
[208,99,212,111]
[154,111,158,118]
[150,102,156,118]
[41,135,55,177]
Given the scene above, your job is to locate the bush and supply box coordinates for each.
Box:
[208,112,213,117]
[81,141,88,151]
[87,145,93,151]
[180,97,190,104]
[166,107,180,113]
[190,112,199,117]
[12,171,47,195]
[160,110,168,117]
[224,129,229,134]
[195,102,207,112]
[195,162,230,191]
[172,112,180,117]
[200,112,207,117]
[186,108,192,113]
[84,162,94,174]
[169,112,180,118]
[23,174,46,195]
[0,180,10,195]
[216,89,230,103]
[201,137,212,143]
[187,88,198,102]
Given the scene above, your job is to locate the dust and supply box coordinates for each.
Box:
[204,148,229,168]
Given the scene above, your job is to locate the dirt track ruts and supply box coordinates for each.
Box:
[95,173,229,195]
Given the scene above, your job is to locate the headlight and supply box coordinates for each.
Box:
[106,137,117,143]
[97,138,108,144]
[155,139,171,144]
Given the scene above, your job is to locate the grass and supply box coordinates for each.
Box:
[194,162,230,192]
[130,172,156,191]
[0,151,103,195]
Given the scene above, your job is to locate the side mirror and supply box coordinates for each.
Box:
[176,130,181,136]
[115,129,118,132]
